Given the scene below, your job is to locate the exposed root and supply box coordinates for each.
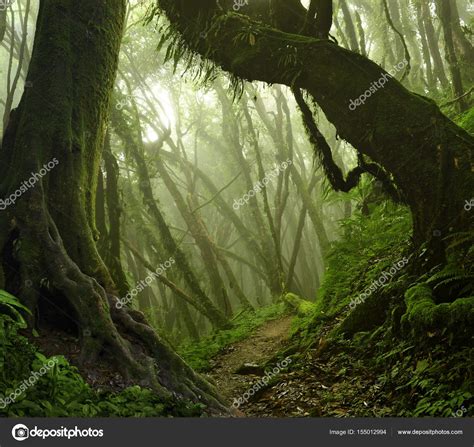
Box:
[110,297,230,413]
[6,193,230,415]
[401,284,474,340]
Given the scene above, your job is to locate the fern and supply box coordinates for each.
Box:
[0,290,30,328]
[421,227,474,297]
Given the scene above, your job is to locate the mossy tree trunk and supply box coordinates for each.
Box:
[0,0,227,413]
[99,130,130,297]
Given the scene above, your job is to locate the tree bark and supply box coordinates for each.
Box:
[413,0,435,89]
[0,9,6,44]
[0,0,228,413]
[421,0,449,89]
[434,0,468,112]
[100,130,130,297]
[448,0,474,85]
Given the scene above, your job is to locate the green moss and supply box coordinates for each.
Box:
[0,292,204,417]
[282,293,316,316]
[0,339,204,418]
[277,200,472,417]
[402,284,474,337]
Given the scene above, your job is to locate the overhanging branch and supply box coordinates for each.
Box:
[292,88,404,203]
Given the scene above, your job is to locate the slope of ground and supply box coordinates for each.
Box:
[206,315,293,406]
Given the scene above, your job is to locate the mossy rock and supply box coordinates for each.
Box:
[282,293,316,316]
[235,362,265,376]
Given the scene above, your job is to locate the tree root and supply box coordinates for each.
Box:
[401,284,474,341]
[110,296,229,413]
[7,199,230,415]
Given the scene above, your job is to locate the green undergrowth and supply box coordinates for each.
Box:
[291,202,412,347]
[0,290,204,417]
[324,320,474,416]
[306,324,473,417]
[455,106,474,136]
[179,303,287,371]
[285,201,473,417]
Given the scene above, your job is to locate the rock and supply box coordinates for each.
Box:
[234,362,265,375]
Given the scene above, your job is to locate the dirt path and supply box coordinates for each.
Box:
[205,314,393,417]
[205,315,293,410]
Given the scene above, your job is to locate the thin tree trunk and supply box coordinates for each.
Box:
[421,0,449,88]
[102,130,130,296]
[285,170,320,291]
[154,155,234,316]
[435,0,468,112]
[413,0,435,89]
[339,0,359,53]
[112,109,229,328]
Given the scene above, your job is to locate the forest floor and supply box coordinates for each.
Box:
[206,312,394,417]
[205,315,293,414]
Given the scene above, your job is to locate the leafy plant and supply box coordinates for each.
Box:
[0,289,30,328]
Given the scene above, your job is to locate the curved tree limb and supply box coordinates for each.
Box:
[292,87,404,203]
